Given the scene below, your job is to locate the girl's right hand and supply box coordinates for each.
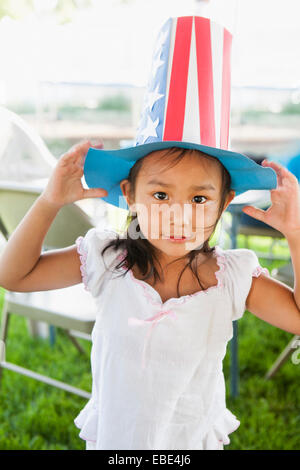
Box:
[39,139,108,209]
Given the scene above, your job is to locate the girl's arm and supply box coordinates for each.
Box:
[246,272,300,335]
[243,160,300,335]
[0,196,81,292]
[0,139,107,292]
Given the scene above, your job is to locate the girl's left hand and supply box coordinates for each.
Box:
[242,160,300,238]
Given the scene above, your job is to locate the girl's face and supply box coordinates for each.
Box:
[120,150,235,263]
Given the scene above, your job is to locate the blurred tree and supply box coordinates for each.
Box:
[0,0,93,24]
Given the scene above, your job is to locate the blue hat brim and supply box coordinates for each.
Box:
[83,141,278,209]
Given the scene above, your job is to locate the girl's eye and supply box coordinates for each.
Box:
[193,195,207,204]
[153,193,207,204]
[153,192,168,200]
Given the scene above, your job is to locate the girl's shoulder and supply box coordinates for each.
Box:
[217,245,270,279]
[78,226,119,246]
[76,226,125,298]
[216,246,270,321]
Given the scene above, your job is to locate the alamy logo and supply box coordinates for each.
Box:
[291,339,300,365]
[99,199,207,251]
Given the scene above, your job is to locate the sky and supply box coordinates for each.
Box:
[0,0,300,104]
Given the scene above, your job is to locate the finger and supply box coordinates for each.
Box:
[90,138,104,149]
[261,160,288,186]
[70,139,91,153]
[262,159,293,178]
[60,141,94,170]
[242,205,266,222]
[77,139,104,168]
[63,140,92,162]
[267,161,299,186]
[83,188,108,199]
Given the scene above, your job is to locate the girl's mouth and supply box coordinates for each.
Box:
[166,235,193,243]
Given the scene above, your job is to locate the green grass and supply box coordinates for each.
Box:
[0,234,299,450]
[0,297,92,450]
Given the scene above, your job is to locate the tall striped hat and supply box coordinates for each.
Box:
[136,16,231,149]
[84,16,277,209]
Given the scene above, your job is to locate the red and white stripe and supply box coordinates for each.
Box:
[162,16,232,150]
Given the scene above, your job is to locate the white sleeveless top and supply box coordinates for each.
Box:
[74,227,269,450]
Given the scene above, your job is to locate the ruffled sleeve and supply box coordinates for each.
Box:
[74,398,98,443]
[225,248,270,321]
[75,227,119,298]
[202,408,241,449]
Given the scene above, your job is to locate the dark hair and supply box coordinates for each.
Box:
[101,147,232,297]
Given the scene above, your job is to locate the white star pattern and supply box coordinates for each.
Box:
[136,84,163,136]
[144,84,164,112]
[138,115,159,144]
[135,92,149,133]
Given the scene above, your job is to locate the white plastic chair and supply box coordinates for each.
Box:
[0,183,97,399]
[0,106,57,181]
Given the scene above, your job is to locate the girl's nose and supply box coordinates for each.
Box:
[170,204,193,236]
[183,204,193,226]
[170,203,193,224]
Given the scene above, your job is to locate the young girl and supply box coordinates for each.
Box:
[1,15,300,451]
[0,139,300,451]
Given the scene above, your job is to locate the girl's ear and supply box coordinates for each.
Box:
[224,190,235,211]
[120,179,134,208]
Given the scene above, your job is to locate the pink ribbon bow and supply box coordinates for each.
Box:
[128,309,177,370]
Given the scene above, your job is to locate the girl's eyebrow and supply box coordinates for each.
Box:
[146,179,216,191]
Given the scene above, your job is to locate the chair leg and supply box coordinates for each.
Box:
[0,308,91,398]
[0,299,10,385]
[0,360,91,399]
[64,329,87,355]
[0,300,91,398]
[265,335,299,379]
[0,299,9,342]
[49,326,56,346]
